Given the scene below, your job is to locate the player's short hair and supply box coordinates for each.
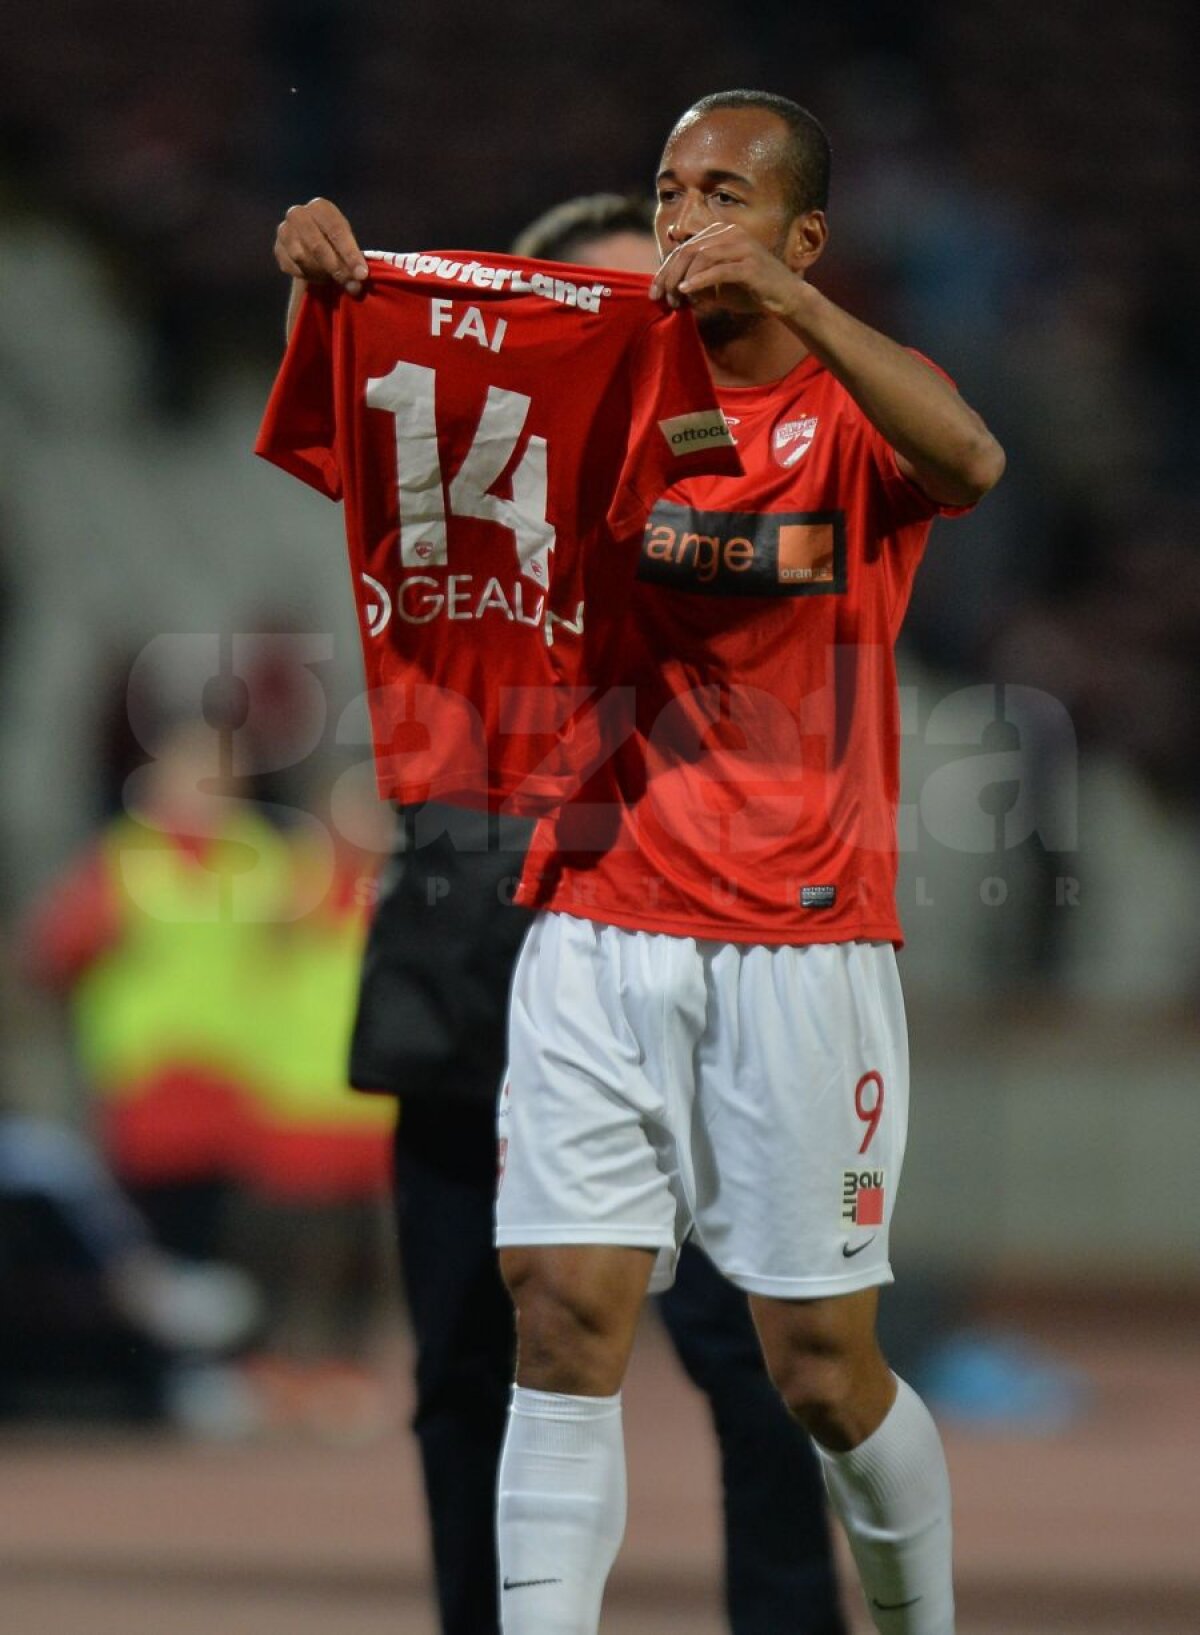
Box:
[510,193,655,261]
[673,90,832,216]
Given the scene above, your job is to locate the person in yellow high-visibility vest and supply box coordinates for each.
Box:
[27,723,295,1261]
[28,722,397,1436]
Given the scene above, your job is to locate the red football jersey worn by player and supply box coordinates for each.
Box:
[255,251,740,812]
[518,350,970,945]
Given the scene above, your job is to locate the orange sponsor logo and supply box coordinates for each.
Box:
[639,504,845,596]
[777,523,835,584]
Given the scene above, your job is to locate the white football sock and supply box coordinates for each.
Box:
[815,1374,955,1635]
[497,1385,626,1635]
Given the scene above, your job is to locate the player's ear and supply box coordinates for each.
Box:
[785,210,828,273]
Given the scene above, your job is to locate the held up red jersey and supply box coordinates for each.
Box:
[518,350,970,945]
[255,251,739,812]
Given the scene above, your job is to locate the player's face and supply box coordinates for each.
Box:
[655,108,808,347]
[654,108,796,265]
[568,230,660,276]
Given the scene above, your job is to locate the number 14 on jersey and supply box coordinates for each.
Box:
[365,358,555,586]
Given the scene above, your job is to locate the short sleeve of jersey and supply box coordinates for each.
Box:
[607,305,742,540]
[255,287,341,500]
[863,350,974,524]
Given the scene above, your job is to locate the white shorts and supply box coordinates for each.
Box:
[496,913,909,1299]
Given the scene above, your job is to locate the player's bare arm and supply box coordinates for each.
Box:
[653,221,1004,509]
[274,197,369,341]
[775,274,1003,508]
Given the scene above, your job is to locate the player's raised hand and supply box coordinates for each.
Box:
[650,222,801,319]
[274,197,369,295]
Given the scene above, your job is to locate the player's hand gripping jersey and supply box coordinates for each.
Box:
[519,350,972,945]
[256,251,740,812]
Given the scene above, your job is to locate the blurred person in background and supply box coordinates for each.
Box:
[23,707,395,1438]
[24,716,283,1262]
[330,194,848,1635]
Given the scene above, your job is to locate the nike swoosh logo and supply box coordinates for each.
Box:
[503,1577,562,1591]
[872,1595,921,1611]
[842,1236,877,1258]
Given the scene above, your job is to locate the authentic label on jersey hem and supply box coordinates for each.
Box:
[800,884,837,909]
[638,502,846,596]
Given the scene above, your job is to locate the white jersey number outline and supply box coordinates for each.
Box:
[365,359,554,587]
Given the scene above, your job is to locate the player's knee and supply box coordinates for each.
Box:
[514,1298,614,1394]
[763,1317,891,1442]
[752,1286,889,1441]
[767,1344,855,1434]
[500,1249,629,1395]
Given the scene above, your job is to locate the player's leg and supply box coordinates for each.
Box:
[656,1242,847,1635]
[691,939,952,1633]
[751,1288,954,1635]
[496,1242,653,1635]
[395,1098,514,1635]
[495,914,699,1635]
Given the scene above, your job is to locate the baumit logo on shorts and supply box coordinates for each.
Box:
[638,502,846,597]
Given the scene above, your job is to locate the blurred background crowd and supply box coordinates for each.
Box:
[0,0,1197,1444]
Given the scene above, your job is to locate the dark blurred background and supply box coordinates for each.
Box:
[2,0,1198,929]
[0,1,1197,1628]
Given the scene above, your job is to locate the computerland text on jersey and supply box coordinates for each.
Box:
[367,251,612,313]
